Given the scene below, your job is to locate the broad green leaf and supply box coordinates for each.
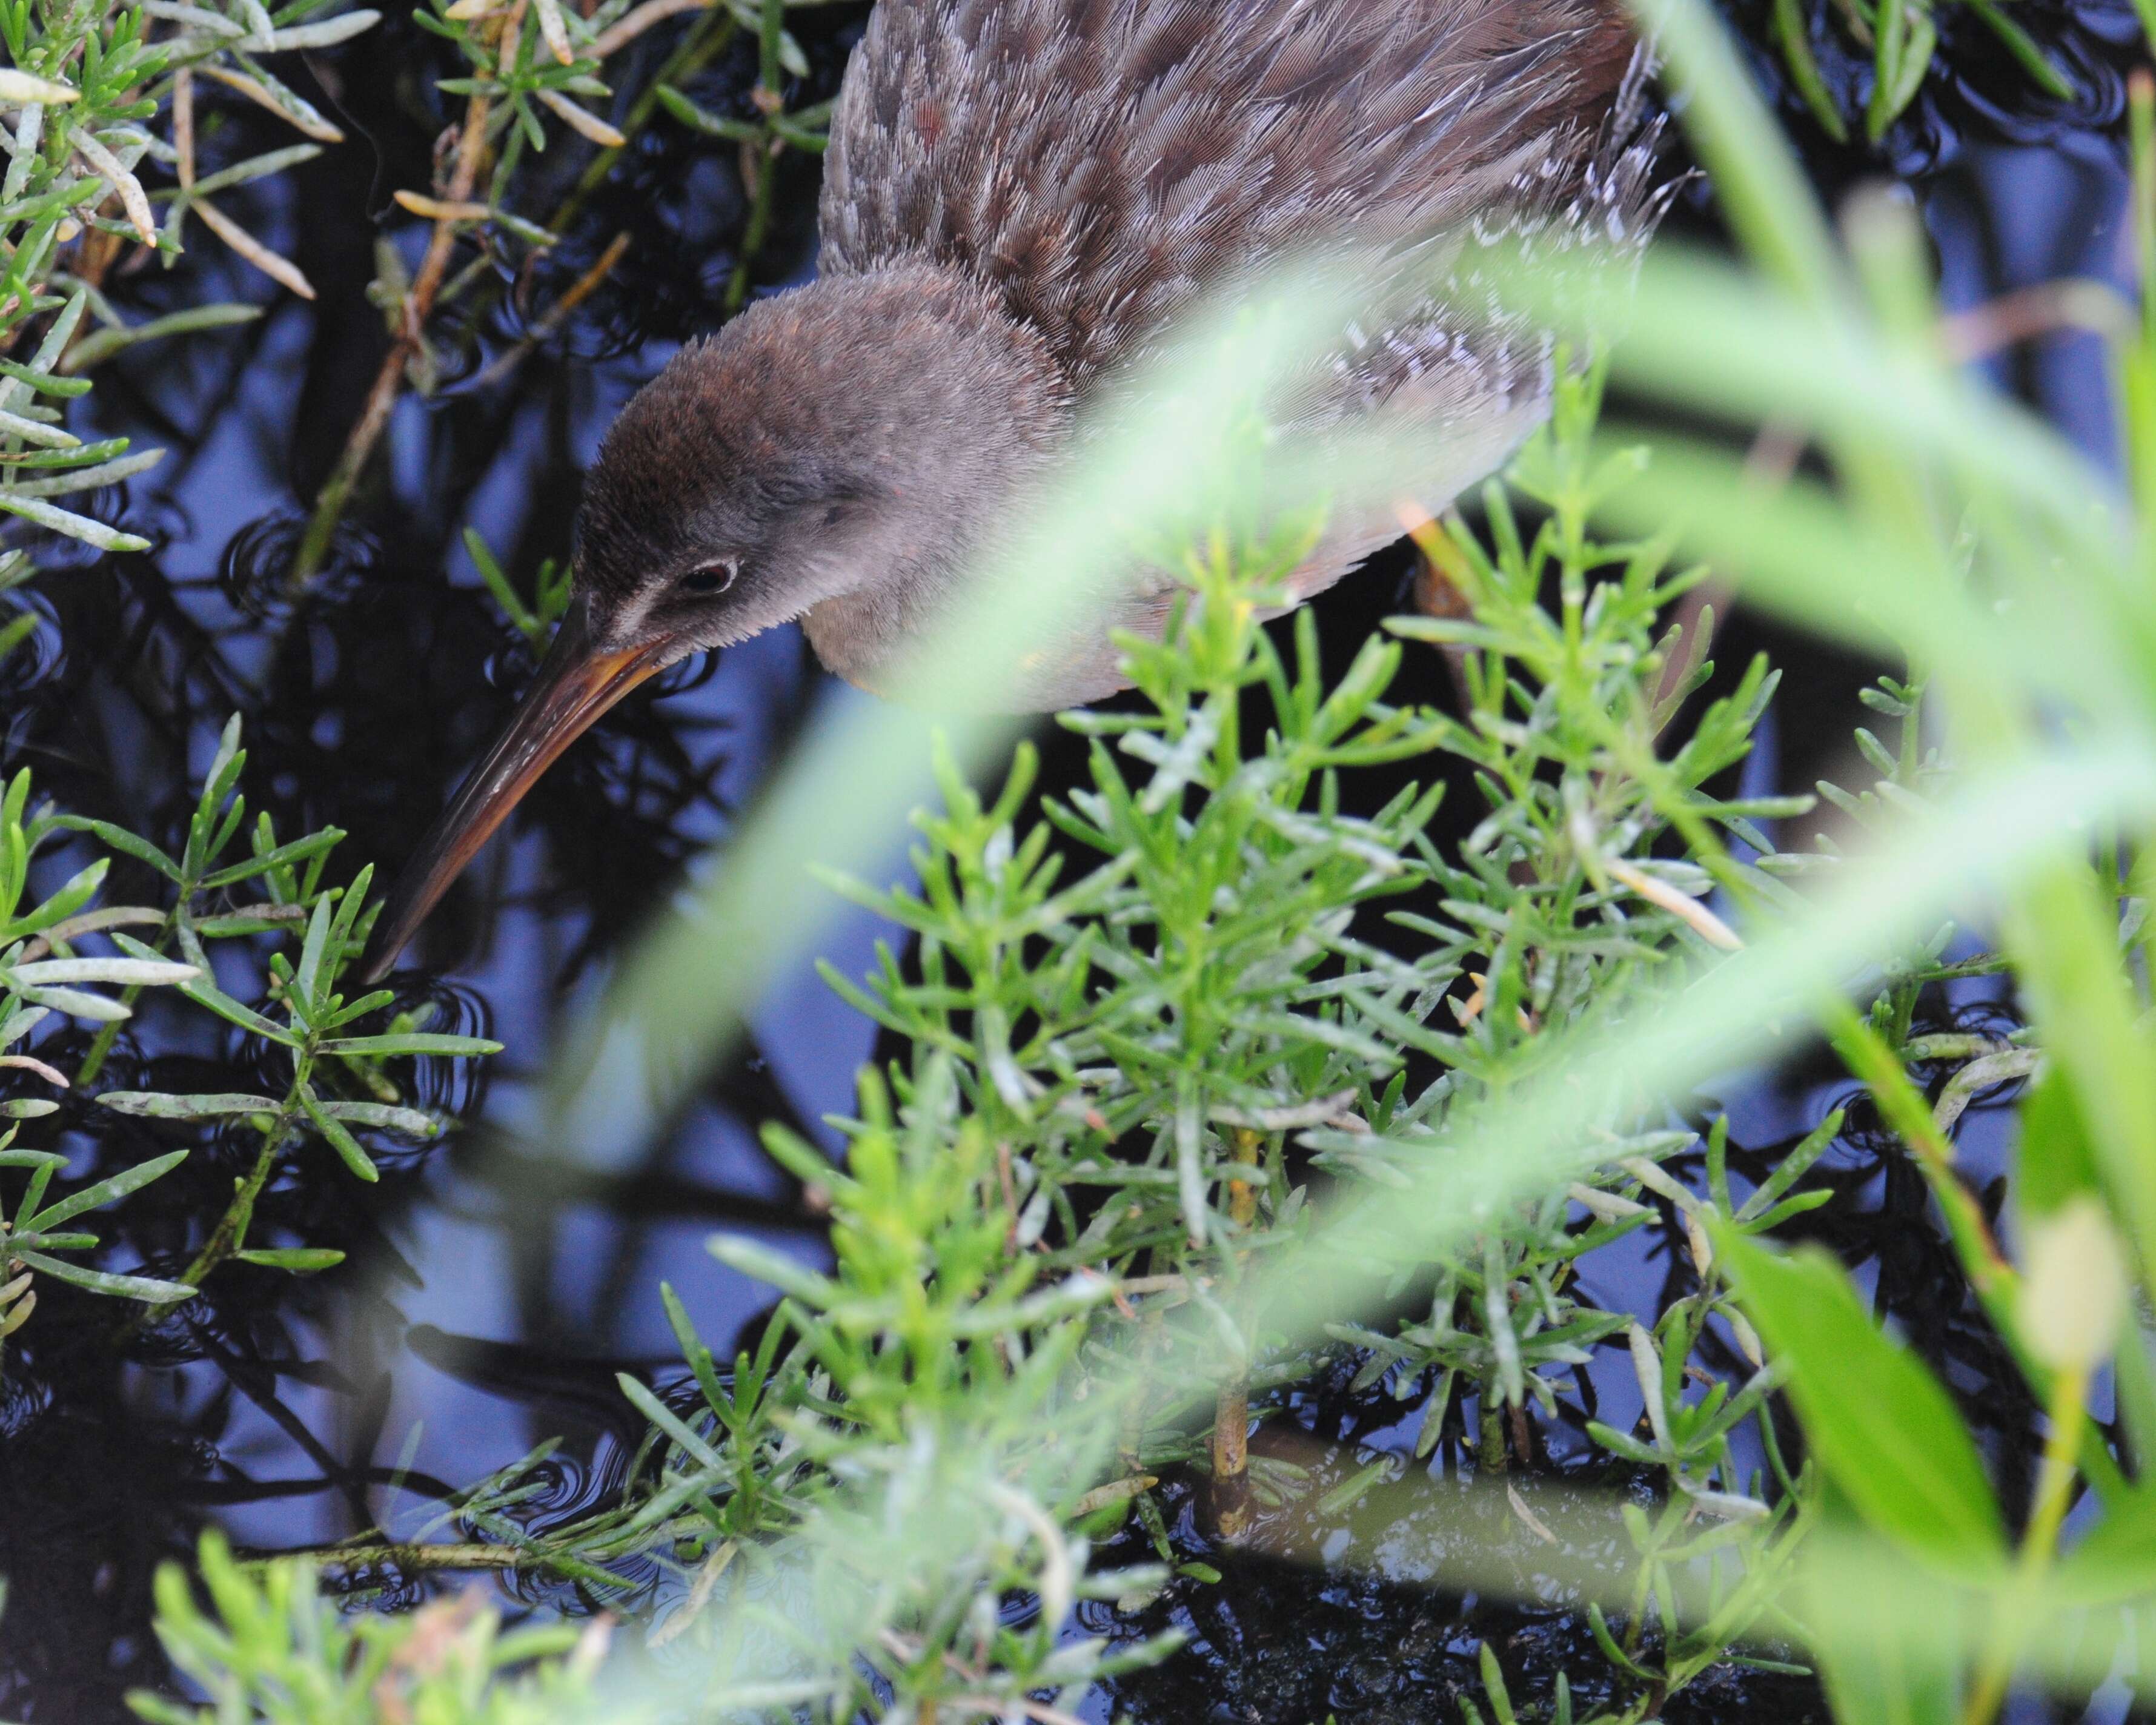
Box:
[1716,1224,2006,1572]
[2005,864,2156,1280]
[1805,1561,1967,1725]
[1636,0,1840,299]
[2017,1065,2103,1223]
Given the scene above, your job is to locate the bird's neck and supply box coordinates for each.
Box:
[796,260,1073,694]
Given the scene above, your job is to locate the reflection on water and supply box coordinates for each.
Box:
[0,1,2139,1718]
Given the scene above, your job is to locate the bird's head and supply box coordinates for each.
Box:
[357,265,1067,981]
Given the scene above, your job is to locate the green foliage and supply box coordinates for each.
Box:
[821,505,1439,1254]
[305,1062,1175,1722]
[1768,0,2075,147]
[0,717,497,1348]
[525,0,2156,1711]
[129,1530,606,1725]
[0,0,378,656]
[652,0,833,307]
[465,525,572,647]
[0,1140,193,1362]
[1716,1227,2006,1571]
[646,1065,1176,1721]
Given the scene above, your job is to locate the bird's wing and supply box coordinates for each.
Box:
[818,0,1650,386]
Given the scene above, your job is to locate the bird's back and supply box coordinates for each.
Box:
[820,0,1647,385]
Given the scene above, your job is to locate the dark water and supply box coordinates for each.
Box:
[0,2,2143,1720]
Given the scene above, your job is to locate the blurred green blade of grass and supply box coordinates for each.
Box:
[1578,431,2140,719]
[2005,862,2156,1290]
[587,1329,2156,1711]
[1592,246,2120,567]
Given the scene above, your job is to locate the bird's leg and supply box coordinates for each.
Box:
[1396,499,1476,713]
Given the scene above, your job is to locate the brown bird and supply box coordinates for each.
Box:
[360,0,1665,982]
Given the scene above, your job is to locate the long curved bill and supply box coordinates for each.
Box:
[356,594,669,984]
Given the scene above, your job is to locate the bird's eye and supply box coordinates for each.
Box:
[678,562,736,597]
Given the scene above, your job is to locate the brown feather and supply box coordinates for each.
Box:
[574,0,1672,710]
[823,0,1651,386]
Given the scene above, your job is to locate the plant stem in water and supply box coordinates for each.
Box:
[725,131,781,312]
[1207,1128,1261,1540]
[290,67,499,591]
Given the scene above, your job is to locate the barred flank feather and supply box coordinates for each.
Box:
[823,0,1665,388]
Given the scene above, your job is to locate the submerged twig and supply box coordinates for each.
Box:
[288,74,495,590]
[470,228,629,388]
